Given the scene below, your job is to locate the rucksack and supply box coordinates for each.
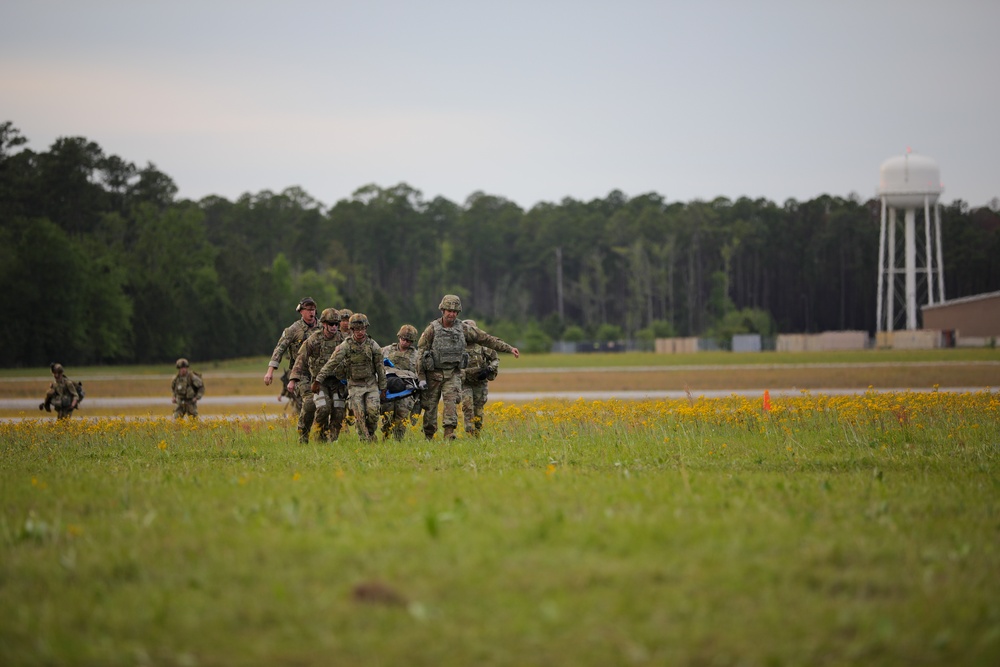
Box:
[76,381,85,403]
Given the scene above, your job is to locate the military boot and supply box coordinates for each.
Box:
[443,426,457,441]
[298,428,309,444]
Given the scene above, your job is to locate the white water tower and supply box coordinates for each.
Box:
[876,151,945,332]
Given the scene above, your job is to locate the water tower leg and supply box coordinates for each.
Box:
[876,198,887,333]
[924,197,934,306]
[935,203,945,302]
[887,208,896,332]
[905,208,917,330]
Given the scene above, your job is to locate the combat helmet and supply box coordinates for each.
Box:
[349,313,370,329]
[176,358,190,369]
[397,324,418,342]
[438,294,463,312]
[320,308,341,325]
[339,308,353,320]
[50,362,64,374]
[296,296,317,312]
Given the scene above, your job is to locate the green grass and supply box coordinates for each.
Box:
[2,393,999,666]
[3,347,999,378]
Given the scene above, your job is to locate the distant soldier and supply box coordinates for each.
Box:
[381,324,421,441]
[314,313,386,442]
[338,308,353,335]
[286,308,346,443]
[460,319,500,436]
[39,362,80,420]
[171,358,205,418]
[418,295,519,440]
[263,296,321,414]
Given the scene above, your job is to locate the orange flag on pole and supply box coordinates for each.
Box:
[763,390,771,412]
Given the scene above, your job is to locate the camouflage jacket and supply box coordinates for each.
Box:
[463,343,499,385]
[381,342,419,373]
[268,317,321,369]
[171,371,205,402]
[317,335,387,391]
[45,375,80,403]
[417,319,515,380]
[290,329,346,382]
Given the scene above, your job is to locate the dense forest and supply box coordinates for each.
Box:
[2,120,998,368]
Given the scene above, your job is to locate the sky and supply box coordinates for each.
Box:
[2,0,998,210]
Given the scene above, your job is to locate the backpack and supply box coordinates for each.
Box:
[76,381,85,403]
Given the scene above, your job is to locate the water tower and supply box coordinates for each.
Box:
[876,151,945,333]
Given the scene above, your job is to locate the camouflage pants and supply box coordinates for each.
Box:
[461,381,489,433]
[381,394,417,441]
[299,384,348,442]
[347,383,381,442]
[421,369,462,438]
[174,398,198,418]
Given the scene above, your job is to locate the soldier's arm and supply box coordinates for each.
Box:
[471,329,520,358]
[194,375,205,400]
[315,343,346,385]
[289,339,312,382]
[374,341,388,391]
[417,325,434,350]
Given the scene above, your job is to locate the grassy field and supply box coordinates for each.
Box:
[2,389,998,666]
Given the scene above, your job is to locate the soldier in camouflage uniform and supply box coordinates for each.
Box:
[263,296,321,415]
[39,363,80,420]
[286,308,346,443]
[460,319,500,436]
[418,295,519,441]
[171,358,205,418]
[338,308,353,335]
[380,324,421,441]
[314,313,387,442]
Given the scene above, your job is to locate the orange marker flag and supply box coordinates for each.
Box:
[762,390,771,412]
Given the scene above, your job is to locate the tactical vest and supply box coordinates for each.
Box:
[466,344,487,370]
[308,332,344,378]
[430,320,466,369]
[384,344,418,372]
[346,338,376,381]
[288,319,320,363]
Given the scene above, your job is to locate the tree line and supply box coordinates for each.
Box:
[2,121,998,368]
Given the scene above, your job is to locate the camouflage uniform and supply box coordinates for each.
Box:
[41,365,80,420]
[316,314,386,442]
[171,362,205,418]
[461,339,499,435]
[418,301,517,440]
[267,313,321,414]
[289,321,346,442]
[380,326,421,441]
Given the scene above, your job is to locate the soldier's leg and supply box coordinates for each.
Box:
[441,372,462,440]
[421,371,444,439]
[393,396,415,440]
[473,384,488,432]
[363,391,381,442]
[315,397,332,442]
[347,390,369,440]
[297,392,317,443]
[173,403,184,419]
[461,384,475,434]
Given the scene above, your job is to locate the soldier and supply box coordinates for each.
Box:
[171,358,205,418]
[460,319,499,436]
[39,362,80,420]
[338,308,353,335]
[380,324,421,441]
[263,296,321,414]
[286,308,346,443]
[418,295,519,441]
[314,313,386,442]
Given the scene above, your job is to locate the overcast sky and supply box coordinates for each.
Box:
[2,1,997,210]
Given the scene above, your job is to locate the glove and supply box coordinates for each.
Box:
[39,402,45,411]
[477,368,490,381]
[418,380,427,390]
[310,381,320,394]
[380,389,387,401]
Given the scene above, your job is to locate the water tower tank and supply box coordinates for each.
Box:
[878,153,942,208]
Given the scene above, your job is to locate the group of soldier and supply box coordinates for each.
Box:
[264,293,520,443]
[37,292,518,440]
